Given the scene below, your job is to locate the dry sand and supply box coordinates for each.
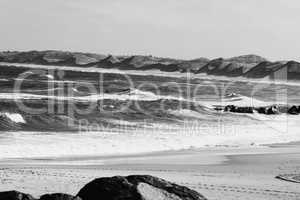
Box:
[0,146,300,200]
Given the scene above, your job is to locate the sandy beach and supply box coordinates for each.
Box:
[1,145,300,200]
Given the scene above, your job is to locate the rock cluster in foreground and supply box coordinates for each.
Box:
[0,175,207,200]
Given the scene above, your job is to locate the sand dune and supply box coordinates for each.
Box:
[1,51,300,81]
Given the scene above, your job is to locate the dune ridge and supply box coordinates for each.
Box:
[1,51,300,81]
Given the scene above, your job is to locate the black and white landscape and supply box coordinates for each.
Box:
[1,1,300,200]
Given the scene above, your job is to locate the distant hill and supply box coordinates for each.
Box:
[0,50,299,81]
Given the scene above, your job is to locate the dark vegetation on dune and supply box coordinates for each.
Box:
[1,50,300,81]
[0,175,208,200]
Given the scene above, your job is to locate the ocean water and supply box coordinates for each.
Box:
[0,64,300,159]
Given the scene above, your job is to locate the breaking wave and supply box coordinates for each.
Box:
[0,89,294,133]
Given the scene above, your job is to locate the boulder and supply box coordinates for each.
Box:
[266,106,279,115]
[224,105,236,112]
[0,191,35,200]
[256,107,267,114]
[277,105,289,113]
[256,106,280,115]
[235,107,253,114]
[288,106,299,115]
[224,105,253,113]
[77,175,207,200]
[39,194,81,200]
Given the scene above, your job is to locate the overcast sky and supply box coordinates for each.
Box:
[0,0,299,61]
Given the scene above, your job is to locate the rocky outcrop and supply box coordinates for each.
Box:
[224,105,254,113]
[221,105,300,115]
[0,191,34,200]
[287,106,300,115]
[256,106,280,115]
[0,192,81,200]
[77,175,207,200]
[0,175,207,200]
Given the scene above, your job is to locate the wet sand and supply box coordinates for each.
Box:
[0,146,300,200]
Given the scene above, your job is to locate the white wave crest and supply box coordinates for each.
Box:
[0,89,185,102]
[0,113,26,123]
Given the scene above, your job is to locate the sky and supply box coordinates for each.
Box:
[0,0,299,61]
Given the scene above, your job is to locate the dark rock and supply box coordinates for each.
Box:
[288,106,299,115]
[224,105,253,113]
[277,105,289,113]
[0,191,35,200]
[126,175,206,200]
[39,194,81,200]
[214,106,223,111]
[77,176,141,200]
[224,105,236,112]
[256,107,267,114]
[77,175,207,200]
[266,106,279,115]
[256,106,280,115]
[235,107,254,114]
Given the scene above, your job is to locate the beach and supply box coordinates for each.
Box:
[2,1,300,199]
[1,144,300,200]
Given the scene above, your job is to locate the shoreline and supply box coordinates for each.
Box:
[0,145,291,165]
[0,141,300,166]
[0,142,299,167]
